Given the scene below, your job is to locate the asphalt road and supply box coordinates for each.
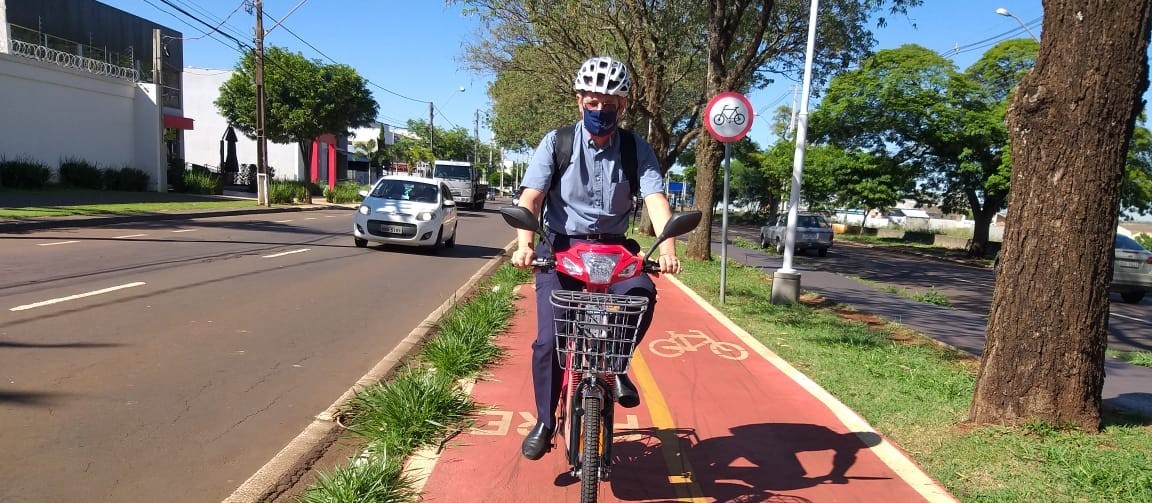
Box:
[0,206,514,502]
[720,223,1152,352]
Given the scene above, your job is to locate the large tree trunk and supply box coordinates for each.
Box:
[971,0,1152,432]
[686,135,722,260]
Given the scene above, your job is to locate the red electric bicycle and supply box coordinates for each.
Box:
[501,206,702,503]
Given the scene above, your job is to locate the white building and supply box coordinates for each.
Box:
[182,67,306,181]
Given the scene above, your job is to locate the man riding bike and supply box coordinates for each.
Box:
[510,56,682,461]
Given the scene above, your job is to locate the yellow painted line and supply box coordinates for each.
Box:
[631,350,706,502]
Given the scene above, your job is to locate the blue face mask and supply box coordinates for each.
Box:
[583,109,618,137]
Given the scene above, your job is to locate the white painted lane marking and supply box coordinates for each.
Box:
[114,234,148,239]
[304,217,318,220]
[10,282,147,311]
[171,229,197,233]
[262,248,310,258]
[37,241,80,246]
[1112,312,1151,325]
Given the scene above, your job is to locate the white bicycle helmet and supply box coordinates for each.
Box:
[572,56,631,97]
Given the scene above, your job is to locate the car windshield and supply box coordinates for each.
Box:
[433,164,471,180]
[1116,234,1149,251]
[370,180,439,203]
[797,215,830,228]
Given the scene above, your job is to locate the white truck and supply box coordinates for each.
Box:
[433,160,488,210]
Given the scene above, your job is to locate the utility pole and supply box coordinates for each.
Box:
[254,0,269,206]
[473,109,480,164]
[152,28,166,193]
[428,102,435,160]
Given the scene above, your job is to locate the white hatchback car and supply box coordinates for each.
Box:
[353,176,458,251]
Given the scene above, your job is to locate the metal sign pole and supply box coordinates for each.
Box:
[721,142,732,304]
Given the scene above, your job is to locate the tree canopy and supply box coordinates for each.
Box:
[215,46,378,151]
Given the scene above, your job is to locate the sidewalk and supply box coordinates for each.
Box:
[414,278,957,503]
[714,241,1152,419]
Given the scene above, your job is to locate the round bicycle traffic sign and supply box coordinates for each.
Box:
[704,91,754,143]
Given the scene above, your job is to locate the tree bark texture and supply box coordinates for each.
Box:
[686,135,722,260]
[971,0,1152,431]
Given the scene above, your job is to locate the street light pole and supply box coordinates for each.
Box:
[771,0,819,305]
[996,7,1039,41]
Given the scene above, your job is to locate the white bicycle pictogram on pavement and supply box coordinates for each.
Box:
[647,329,748,360]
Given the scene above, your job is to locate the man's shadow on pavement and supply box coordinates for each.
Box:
[689,423,886,502]
[600,423,884,502]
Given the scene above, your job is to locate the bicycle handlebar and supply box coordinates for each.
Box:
[530,257,662,274]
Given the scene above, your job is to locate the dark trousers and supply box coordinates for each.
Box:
[531,237,657,429]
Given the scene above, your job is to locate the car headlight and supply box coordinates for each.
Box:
[416,211,434,221]
[358,205,370,215]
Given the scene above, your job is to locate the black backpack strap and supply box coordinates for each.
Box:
[618,127,639,198]
[549,123,577,193]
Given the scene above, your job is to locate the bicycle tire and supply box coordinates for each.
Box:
[580,396,602,503]
[733,113,746,125]
[648,338,686,358]
[713,114,725,126]
[710,341,749,360]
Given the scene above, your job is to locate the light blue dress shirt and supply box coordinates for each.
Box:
[522,122,664,235]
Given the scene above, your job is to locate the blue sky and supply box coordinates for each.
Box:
[104,0,1044,155]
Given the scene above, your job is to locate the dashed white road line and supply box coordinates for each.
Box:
[262,248,310,258]
[171,229,197,233]
[9,282,147,311]
[1112,312,1151,325]
[273,219,294,223]
[114,234,148,239]
[37,241,80,246]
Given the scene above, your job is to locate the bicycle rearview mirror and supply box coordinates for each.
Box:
[644,211,703,261]
[500,205,555,256]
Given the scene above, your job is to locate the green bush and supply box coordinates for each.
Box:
[326,181,366,203]
[59,158,104,189]
[102,167,150,191]
[309,181,325,196]
[1136,233,1152,250]
[0,157,52,189]
[184,168,222,195]
[269,179,308,203]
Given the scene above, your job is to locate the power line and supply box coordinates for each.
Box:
[141,0,247,55]
[940,17,1041,58]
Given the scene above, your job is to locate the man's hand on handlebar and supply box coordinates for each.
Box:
[656,253,682,275]
[511,246,537,269]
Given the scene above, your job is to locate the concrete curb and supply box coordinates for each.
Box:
[221,238,519,503]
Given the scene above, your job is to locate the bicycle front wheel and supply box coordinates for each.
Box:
[580,396,602,503]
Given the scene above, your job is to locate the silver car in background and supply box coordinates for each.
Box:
[1113,234,1152,304]
[353,176,459,252]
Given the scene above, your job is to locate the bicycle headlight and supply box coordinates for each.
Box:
[579,251,622,284]
[560,255,584,276]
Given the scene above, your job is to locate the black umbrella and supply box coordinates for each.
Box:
[220,126,239,172]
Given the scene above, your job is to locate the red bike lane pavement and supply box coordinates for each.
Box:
[414,275,957,503]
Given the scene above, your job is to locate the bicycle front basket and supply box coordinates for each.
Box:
[549,290,649,374]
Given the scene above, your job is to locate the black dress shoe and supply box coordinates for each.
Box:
[615,374,640,408]
[521,421,553,460]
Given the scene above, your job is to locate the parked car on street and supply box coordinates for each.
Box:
[993,233,1152,303]
[353,176,458,252]
[760,213,834,256]
[1111,234,1152,303]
